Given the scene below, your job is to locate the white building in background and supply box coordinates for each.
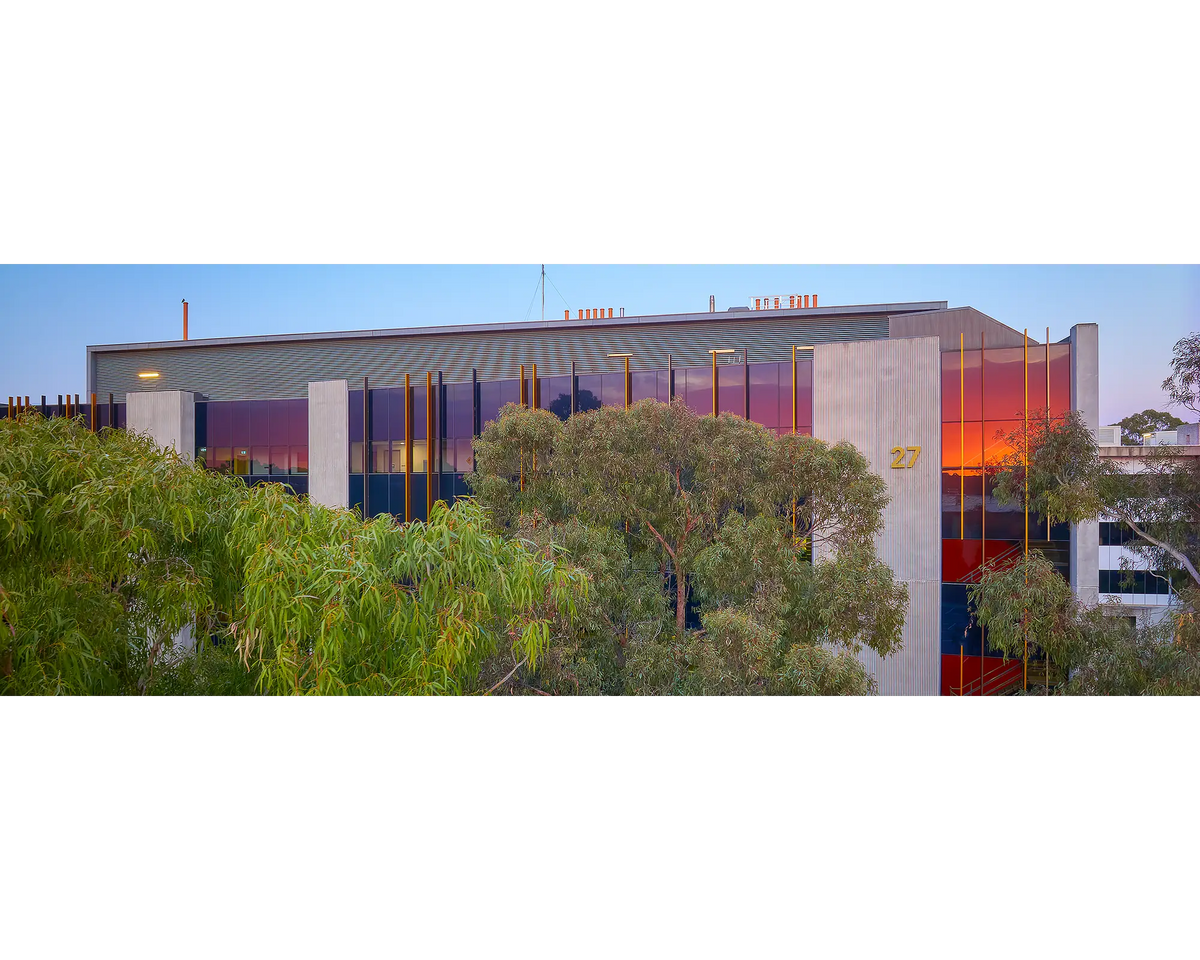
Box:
[1096,436,1199,626]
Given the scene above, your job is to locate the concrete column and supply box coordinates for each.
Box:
[308,379,349,509]
[126,390,195,458]
[812,336,942,695]
[1070,323,1100,605]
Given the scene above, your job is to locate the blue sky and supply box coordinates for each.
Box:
[0,265,1196,424]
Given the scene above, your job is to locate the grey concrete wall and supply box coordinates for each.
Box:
[1070,323,1100,605]
[813,337,942,695]
[308,379,349,509]
[125,390,195,458]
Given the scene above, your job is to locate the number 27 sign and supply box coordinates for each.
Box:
[890,446,921,469]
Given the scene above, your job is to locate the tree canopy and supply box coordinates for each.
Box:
[469,398,907,694]
[1117,409,1184,445]
[978,331,1200,694]
[0,413,586,695]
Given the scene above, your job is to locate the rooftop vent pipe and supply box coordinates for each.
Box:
[182,299,189,340]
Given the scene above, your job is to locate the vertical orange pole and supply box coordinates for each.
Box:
[960,332,964,539]
[404,373,412,523]
[960,645,964,695]
[791,344,798,539]
[624,356,631,409]
[711,351,718,417]
[1024,329,1029,691]
[90,393,97,432]
[427,372,434,515]
[1046,327,1051,539]
[980,330,986,689]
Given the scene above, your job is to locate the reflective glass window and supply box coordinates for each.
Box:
[628,372,657,405]
[372,440,390,474]
[1049,344,1071,417]
[233,447,251,476]
[270,445,289,475]
[288,398,307,446]
[411,440,428,473]
[291,447,308,475]
[250,447,270,475]
[350,442,364,475]
[209,401,232,447]
[982,347,1027,420]
[576,375,602,413]
[478,380,502,427]
[679,366,711,416]
[348,390,364,443]
[369,389,389,441]
[981,420,1024,467]
[541,376,572,419]
[411,386,427,440]
[795,359,813,431]
[748,362,780,429]
[717,364,744,417]
[941,349,983,422]
[457,438,474,472]
[942,469,983,539]
[942,421,984,468]
[249,402,269,446]
[388,387,407,440]
[446,382,473,437]
[229,401,250,446]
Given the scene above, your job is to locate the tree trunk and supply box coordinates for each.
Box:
[675,559,687,634]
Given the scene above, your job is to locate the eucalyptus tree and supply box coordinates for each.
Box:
[0,413,586,696]
[471,398,907,694]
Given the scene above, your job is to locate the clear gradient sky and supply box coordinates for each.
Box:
[0,265,1196,425]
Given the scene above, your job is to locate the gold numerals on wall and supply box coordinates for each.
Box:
[889,446,921,469]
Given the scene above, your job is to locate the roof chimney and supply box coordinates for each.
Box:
[182,299,189,340]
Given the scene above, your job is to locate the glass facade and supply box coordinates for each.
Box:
[195,398,308,496]
[940,341,1072,694]
[347,357,815,521]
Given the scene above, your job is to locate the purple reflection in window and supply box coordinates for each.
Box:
[748,362,779,429]
[388,387,406,440]
[268,400,288,445]
[349,390,363,443]
[717,364,744,417]
[795,360,813,431]
[288,398,307,446]
[230,401,251,446]
[576,375,602,412]
[479,380,502,427]
[411,386,427,440]
[369,389,389,441]
[208,402,232,447]
[249,402,269,446]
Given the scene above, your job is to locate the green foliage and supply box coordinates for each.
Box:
[1161,332,1200,419]
[1117,409,1184,445]
[0,413,242,694]
[969,551,1200,695]
[1,413,586,696]
[471,399,907,694]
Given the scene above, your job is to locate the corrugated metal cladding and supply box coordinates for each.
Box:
[812,337,942,696]
[92,313,891,401]
[888,307,1033,352]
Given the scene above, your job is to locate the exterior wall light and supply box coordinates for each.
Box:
[137,371,161,379]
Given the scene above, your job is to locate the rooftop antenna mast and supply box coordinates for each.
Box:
[541,264,545,321]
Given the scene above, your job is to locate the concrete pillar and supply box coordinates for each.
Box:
[1070,323,1100,606]
[126,390,195,458]
[308,379,349,509]
[812,336,942,695]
